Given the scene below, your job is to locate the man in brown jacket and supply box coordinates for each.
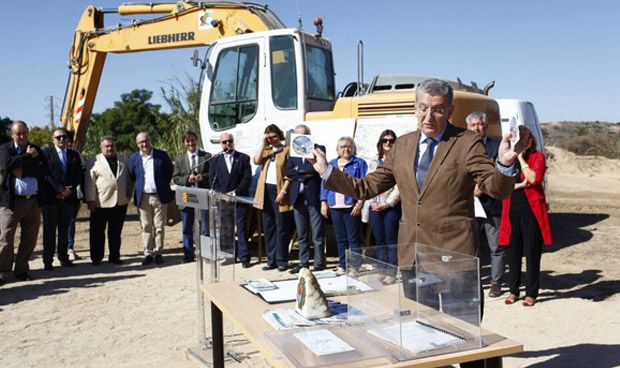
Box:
[313,79,525,367]
[314,78,522,262]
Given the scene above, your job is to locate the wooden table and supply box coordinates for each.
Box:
[203,281,522,368]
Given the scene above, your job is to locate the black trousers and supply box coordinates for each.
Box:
[505,203,543,298]
[89,205,128,263]
[262,184,292,268]
[42,200,74,265]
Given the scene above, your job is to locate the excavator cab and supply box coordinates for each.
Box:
[200,29,335,151]
[62,2,335,152]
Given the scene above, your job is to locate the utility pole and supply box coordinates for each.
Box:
[46,95,57,128]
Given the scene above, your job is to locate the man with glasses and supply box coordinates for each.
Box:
[312,78,526,368]
[40,128,83,270]
[129,132,174,266]
[172,131,211,263]
[208,132,252,267]
[65,133,86,261]
[0,121,48,285]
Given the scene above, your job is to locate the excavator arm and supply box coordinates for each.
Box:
[61,1,285,151]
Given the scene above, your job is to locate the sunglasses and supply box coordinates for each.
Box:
[221,139,234,144]
[381,138,395,144]
[54,135,67,140]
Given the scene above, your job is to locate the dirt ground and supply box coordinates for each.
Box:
[1,146,619,368]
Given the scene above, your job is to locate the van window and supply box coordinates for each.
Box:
[270,35,297,109]
[209,44,259,131]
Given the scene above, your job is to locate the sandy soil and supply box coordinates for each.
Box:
[1,146,619,368]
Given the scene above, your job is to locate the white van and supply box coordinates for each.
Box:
[496,99,545,153]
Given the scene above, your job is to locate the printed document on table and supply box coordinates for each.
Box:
[294,329,355,356]
[368,320,464,353]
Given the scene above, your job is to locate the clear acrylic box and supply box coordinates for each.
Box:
[265,325,390,367]
[345,244,482,361]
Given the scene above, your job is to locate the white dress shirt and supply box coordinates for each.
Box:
[141,151,157,193]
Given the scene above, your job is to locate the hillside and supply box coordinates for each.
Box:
[541,121,620,159]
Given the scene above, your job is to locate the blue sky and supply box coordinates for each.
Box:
[1,0,619,126]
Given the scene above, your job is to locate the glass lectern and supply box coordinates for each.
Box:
[175,186,254,367]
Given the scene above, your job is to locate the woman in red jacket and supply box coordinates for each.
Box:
[498,126,552,307]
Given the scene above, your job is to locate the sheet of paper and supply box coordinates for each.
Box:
[509,116,520,146]
[255,275,372,303]
[263,309,315,330]
[474,196,487,219]
[245,279,277,293]
[368,320,464,354]
[294,329,355,356]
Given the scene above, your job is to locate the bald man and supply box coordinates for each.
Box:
[128,132,174,265]
[0,121,49,284]
[208,132,252,267]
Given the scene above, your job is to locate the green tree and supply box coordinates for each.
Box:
[158,75,201,158]
[84,89,168,156]
[0,116,12,144]
[28,126,53,148]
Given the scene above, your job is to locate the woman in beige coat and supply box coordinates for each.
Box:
[253,124,293,272]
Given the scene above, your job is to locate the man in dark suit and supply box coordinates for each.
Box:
[40,128,83,270]
[208,132,252,267]
[0,121,49,284]
[467,112,504,298]
[284,125,325,273]
[128,132,174,265]
[313,79,526,368]
[172,131,211,262]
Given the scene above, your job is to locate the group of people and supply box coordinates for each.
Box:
[0,122,90,285]
[466,111,552,305]
[253,99,552,307]
[311,79,551,368]
[1,79,552,322]
[312,79,552,315]
[250,124,400,284]
[0,122,250,285]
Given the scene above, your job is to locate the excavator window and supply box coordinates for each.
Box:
[306,44,335,101]
[270,35,298,110]
[208,44,259,131]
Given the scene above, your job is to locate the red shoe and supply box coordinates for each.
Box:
[504,294,519,305]
[522,296,536,307]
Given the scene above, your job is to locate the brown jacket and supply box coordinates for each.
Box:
[253,146,293,212]
[324,124,515,267]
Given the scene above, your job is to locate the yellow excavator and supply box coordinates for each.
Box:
[62,1,287,150]
[62,1,500,157]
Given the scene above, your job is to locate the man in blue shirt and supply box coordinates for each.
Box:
[0,121,49,284]
[128,132,174,265]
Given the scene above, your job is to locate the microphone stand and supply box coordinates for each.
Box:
[188,148,229,187]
